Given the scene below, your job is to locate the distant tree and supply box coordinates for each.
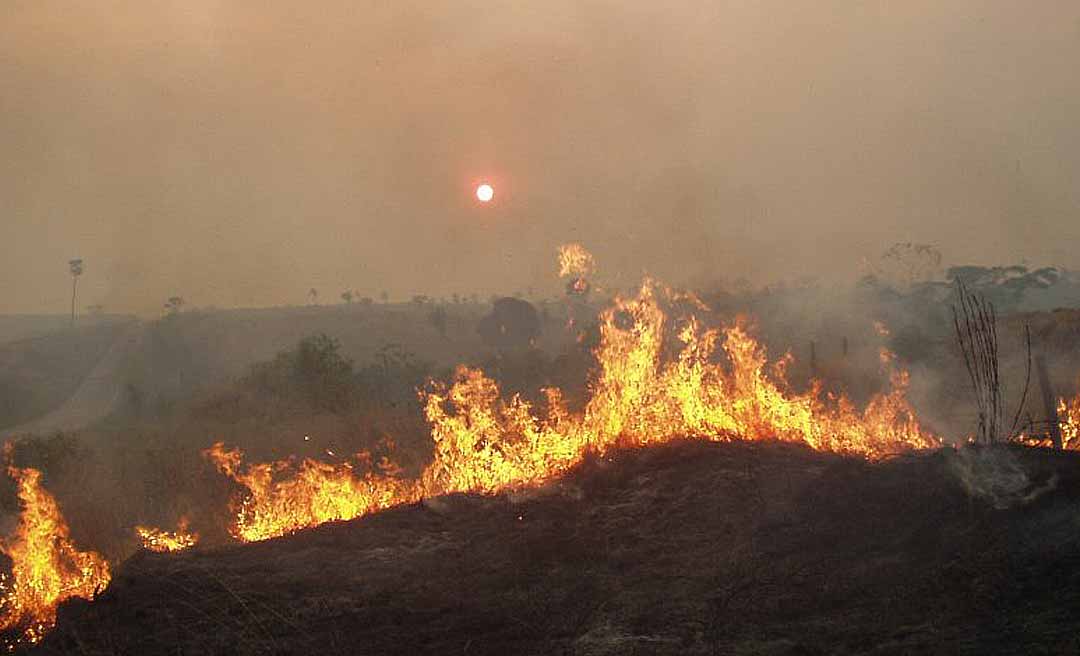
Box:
[871,243,943,292]
[86,304,104,317]
[164,296,185,315]
[341,290,354,304]
[427,305,448,338]
[68,259,84,325]
[451,293,461,304]
[411,294,430,306]
[243,334,354,412]
[309,288,319,305]
[379,291,389,304]
[359,296,374,306]
[478,297,541,351]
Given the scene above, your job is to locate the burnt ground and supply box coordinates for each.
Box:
[27,440,1080,656]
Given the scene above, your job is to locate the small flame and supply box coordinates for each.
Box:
[1058,392,1080,450]
[204,444,418,543]
[558,243,596,279]
[0,449,110,647]
[135,517,199,553]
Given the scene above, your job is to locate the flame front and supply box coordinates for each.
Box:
[209,278,937,543]
[0,462,110,647]
[135,518,199,553]
[204,444,419,543]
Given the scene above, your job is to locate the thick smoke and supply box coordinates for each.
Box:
[1,1,1079,315]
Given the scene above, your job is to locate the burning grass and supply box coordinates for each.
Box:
[204,277,937,544]
[10,244,1080,649]
[135,518,199,554]
[0,453,109,647]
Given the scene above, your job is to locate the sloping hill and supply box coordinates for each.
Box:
[30,440,1080,655]
[0,319,135,431]
[7,323,144,435]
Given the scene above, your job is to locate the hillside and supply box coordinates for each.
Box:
[31,440,1080,656]
[116,302,576,417]
[0,319,134,431]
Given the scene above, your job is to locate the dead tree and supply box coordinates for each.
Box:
[1035,354,1062,449]
[952,279,1032,444]
[953,280,1004,444]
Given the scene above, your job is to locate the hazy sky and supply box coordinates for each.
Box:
[2,1,1079,314]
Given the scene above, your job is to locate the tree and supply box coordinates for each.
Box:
[478,297,541,351]
[379,290,389,304]
[341,290,354,304]
[68,259,84,325]
[164,296,185,315]
[309,288,319,305]
[870,242,943,292]
[243,334,355,412]
[427,305,448,338]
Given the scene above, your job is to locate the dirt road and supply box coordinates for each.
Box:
[7,322,144,436]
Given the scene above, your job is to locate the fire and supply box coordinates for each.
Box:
[135,517,199,553]
[1058,393,1080,450]
[204,443,418,543]
[208,277,937,543]
[558,243,596,279]
[0,456,110,647]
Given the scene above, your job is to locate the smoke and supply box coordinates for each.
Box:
[946,445,1058,510]
[2,1,1080,314]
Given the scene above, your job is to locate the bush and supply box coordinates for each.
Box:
[242,334,355,412]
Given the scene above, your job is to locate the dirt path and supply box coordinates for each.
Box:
[7,321,144,435]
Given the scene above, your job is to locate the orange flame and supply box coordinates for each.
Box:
[135,517,199,553]
[208,279,937,543]
[0,455,110,646]
[204,444,418,543]
[1058,393,1080,450]
[558,243,596,279]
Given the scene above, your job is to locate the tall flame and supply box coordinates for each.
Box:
[208,278,937,543]
[1058,392,1080,450]
[0,456,110,646]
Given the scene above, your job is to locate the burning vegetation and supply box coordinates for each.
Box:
[0,453,109,647]
[201,249,936,544]
[134,518,198,553]
[8,243,1080,651]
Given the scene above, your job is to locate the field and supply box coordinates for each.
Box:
[32,440,1080,656]
[1,291,1080,655]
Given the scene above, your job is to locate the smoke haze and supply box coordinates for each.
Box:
[2,1,1079,314]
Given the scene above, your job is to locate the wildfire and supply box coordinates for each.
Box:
[208,275,937,543]
[0,456,110,647]
[558,243,596,279]
[204,444,419,543]
[135,518,199,553]
[1058,393,1080,450]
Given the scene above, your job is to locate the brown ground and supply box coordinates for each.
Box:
[23,440,1080,656]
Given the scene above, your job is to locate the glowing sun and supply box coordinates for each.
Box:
[475,183,494,203]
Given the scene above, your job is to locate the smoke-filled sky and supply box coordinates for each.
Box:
[2,1,1079,314]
